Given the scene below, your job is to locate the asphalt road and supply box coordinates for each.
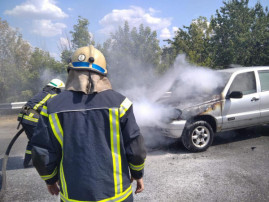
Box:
[0,115,268,202]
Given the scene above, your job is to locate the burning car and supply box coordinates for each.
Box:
[162,66,269,152]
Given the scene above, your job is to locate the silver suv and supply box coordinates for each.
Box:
[162,66,269,152]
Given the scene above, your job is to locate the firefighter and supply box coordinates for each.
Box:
[31,45,147,201]
[18,79,65,168]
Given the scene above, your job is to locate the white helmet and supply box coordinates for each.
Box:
[47,79,65,89]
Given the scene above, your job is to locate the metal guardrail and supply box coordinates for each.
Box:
[0,102,26,110]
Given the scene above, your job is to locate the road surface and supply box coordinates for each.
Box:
[0,115,268,202]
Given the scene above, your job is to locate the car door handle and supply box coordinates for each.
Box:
[251,97,259,102]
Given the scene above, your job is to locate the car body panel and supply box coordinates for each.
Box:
[163,66,269,138]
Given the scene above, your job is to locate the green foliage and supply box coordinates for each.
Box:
[70,16,94,49]
[0,18,32,102]
[102,21,162,89]
[61,16,95,66]
[211,0,254,68]
[1,1,269,103]
[167,16,213,67]
[61,49,73,65]
[167,0,269,68]
[0,18,66,103]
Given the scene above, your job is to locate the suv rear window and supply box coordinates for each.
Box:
[229,72,256,95]
[258,70,269,92]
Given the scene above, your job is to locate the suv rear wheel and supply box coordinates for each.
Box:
[182,120,214,152]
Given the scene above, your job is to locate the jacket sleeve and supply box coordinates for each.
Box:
[31,106,62,185]
[120,98,147,179]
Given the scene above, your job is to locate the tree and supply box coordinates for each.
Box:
[167,16,213,67]
[166,0,269,68]
[0,18,66,102]
[0,18,32,102]
[61,16,95,65]
[102,21,162,92]
[70,16,94,49]
[248,3,269,65]
[211,0,269,68]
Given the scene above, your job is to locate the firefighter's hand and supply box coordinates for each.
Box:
[131,177,144,194]
[47,182,60,195]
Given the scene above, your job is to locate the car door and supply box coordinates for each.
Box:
[222,71,260,130]
[258,70,269,123]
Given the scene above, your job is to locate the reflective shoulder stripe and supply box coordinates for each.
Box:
[40,167,58,181]
[25,150,32,154]
[119,98,132,118]
[51,94,57,98]
[22,115,38,122]
[49,113,63,147]
[129,161,145,171]
[40,106,48,117]
[33,94,52,110]
[60,185,132,202]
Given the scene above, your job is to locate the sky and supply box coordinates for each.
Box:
[0,0,268,60]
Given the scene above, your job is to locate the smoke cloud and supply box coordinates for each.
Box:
[40,69,66,89]
[108,54,227,148]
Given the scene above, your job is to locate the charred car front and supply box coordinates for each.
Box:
[162,66,269,152]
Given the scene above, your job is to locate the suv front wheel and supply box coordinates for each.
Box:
[182,120,214,152]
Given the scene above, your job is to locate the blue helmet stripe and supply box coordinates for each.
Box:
[72,62,90,67]
[92,64,105,73]
[72,62,105,73]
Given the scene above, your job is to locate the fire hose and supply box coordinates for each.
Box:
[0,127,24,198]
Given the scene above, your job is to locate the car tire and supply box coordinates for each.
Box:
[182,120,214,152]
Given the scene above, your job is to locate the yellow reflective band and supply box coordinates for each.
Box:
[29,113,34,117]
[49,113,63,147]
[109,108,123,195]
[25,150,32,154]
[60,185,132,202]
[109,109,117,195]
[51,94,57,98]
[119,98,132,118]
[41,167,58,181]
[40,107,48,117]
[22,115,38,122]
[60,158,68,198]
[115,109,123,193]
[33,94,52,110]
[129,161,145,171]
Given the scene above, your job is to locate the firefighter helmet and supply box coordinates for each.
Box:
[47,79,65,89]
[67,45,107,75]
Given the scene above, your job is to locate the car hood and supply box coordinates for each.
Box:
[158,93,222,120]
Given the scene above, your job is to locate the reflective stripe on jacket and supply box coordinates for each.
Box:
[18,88,57,126]
[31,89,146,201]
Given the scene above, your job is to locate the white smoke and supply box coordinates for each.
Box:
[108,54,226,148]
[40,69,66,88]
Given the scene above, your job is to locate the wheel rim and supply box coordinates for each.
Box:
[191,126,210,148]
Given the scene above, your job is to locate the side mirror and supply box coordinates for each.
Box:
[227,91,243,99]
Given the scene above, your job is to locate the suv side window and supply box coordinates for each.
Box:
[229,72,256,95]
[258,70,269,92]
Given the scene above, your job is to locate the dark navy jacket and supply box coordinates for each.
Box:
[31,89,146,202]
[18,87,58,126]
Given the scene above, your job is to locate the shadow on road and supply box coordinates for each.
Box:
[146,125,269,155]
[0,156,24,171]
[213,125,269,146]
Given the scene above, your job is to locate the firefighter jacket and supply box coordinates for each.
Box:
[31,89,147,202]
[18,87,58,126]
